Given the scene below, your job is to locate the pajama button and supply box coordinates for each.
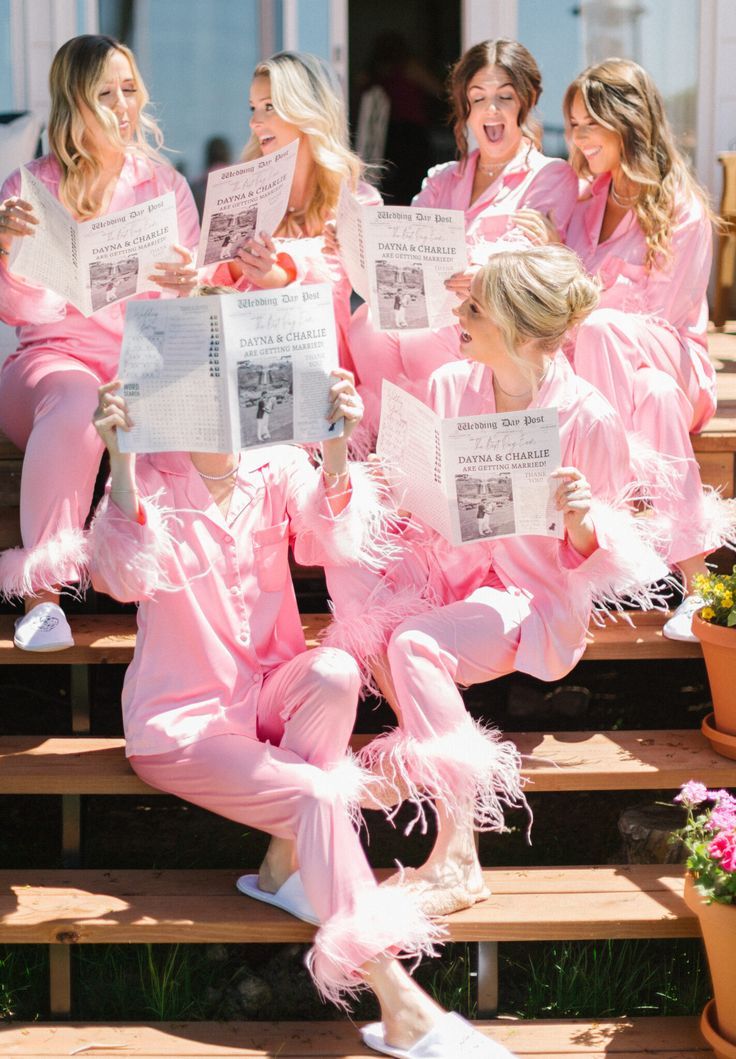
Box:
[230,586,239,595]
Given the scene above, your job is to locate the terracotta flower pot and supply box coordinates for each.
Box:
[692,612,736,738]
[701,1001,736,1059]
[684,875,736,1047]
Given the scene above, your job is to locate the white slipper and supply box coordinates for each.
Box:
[13,602,74,652]
[235,871,319,925]
[361,1013,517,1058]
[662,594,703,642]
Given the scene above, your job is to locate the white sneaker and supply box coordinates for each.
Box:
[662,595,704,643]
[13,602,74,652]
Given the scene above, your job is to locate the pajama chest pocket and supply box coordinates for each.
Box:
[253,519,290,592]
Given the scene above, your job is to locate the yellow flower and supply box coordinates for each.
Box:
[723,594,734,609]
[714,583,724,596]
[701,607,716,621]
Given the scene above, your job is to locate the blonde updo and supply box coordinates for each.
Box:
[478,245,600,359]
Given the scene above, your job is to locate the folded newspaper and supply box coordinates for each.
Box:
[118,284,343,454]
[10,167,179,316]
[377,381,563,546]
[337,186,467,331]
[196,141,297,267]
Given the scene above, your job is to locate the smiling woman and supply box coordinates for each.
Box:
[0,34,200,650]
[205,51,380,371]
[346,38,580,454]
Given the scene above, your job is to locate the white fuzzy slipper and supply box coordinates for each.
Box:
[235,871,319,925]
[361,1012,517,1058]
[13,602,74,652]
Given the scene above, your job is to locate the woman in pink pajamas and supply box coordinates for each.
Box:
[326,245,668,917]
[208,51,380,374]
[89,353,515,1059]
[0,35,200,651]
[536,59,731,641]
[347,39,579,450]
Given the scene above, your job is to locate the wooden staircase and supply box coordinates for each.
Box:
[1,350,735,1056]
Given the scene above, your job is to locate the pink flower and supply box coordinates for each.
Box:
[708,789,736,811]
[676,781,709,808]
[708,805,736,832]
[708,831,736,873]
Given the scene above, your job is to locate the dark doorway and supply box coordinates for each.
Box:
[349,0,461,204]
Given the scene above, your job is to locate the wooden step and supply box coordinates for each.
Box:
[2,729,733,796]
[0,1015,714,1056]
[0,610,704,664]
[0,865,695,944]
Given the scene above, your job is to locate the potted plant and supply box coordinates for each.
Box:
[691,567,736,758]
[675,782,736,1058]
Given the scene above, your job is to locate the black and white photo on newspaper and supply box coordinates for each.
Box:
[117,283,342,454]
[336,186,467,332]
[377,380,562,547]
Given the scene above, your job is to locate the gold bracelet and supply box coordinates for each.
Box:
[322,467,349,481]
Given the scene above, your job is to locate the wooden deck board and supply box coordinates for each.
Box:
[0,611,704,664]
[0,866,695,944]
[0,1016,713,1056]
[1,729,733,795]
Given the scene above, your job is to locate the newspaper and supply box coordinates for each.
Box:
[9,167,179,317]
[196,141,297,266]
[377,381,563,546]
[118,284,343,454]
[336,186,467,331]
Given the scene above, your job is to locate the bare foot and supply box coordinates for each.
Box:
[362,957,443,1051]
[257,836,297,894]
[383,859,490,916]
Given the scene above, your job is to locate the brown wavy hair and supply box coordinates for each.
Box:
[48,35,165,218]
[448,39,543,165]
[563,58,713,270]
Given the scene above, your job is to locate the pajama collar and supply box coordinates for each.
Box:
[581,174,638,249]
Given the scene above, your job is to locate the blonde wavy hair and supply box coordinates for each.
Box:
[448,39,543,164]
[477,245,599,386]
[49,34,165,219]
[563,58,712,271]
[243,51,363,236]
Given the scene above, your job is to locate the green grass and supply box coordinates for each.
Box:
[500,938,710,1019]
[0,938,712,1023]
[0,946,47,1021]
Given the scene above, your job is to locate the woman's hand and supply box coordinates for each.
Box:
[322,220,340,257]
[322,369,362,515]
[235,231,290,288]
[93,381,134,459]
[94,381,138,517]
[149,244,198,295]
[324,368,363,447]
[0,196,39,265]
[444,268,475,299]
[512,209,562,246]
[551,466,597,557]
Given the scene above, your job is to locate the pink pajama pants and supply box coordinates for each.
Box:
[326,566,529,836]
[0,352,104,598]
[130,646,441,1006]
[572,308,714,565]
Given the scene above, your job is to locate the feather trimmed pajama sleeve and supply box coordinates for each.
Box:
[88,493,179,603]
